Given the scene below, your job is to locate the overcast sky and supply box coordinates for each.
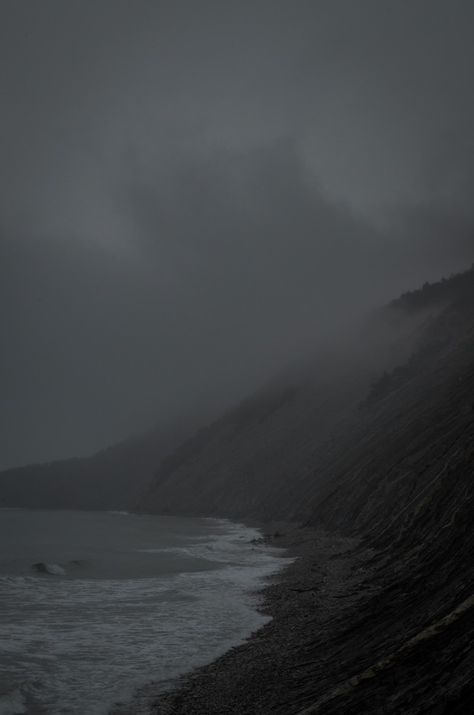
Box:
[1,0,474,469]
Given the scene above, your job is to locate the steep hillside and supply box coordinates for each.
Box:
[0,418,198,511]
[152,267,474,714]
[141,269,474,521]
[140,366,365,519]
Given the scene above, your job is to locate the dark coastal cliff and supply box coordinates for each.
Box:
[283,271,474,714]
[149,266,474,714]
[142,268,474,525]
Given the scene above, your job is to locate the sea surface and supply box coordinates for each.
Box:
[0,509,289,714]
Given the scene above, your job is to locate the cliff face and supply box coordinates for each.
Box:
[142,269,474,525]
[287,279,474,714]
[0,419,198,511]
[140,371,365,520]
[150,267,474,715]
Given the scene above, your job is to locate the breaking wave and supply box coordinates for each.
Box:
[0,512,290,715]
[31,562,66,576]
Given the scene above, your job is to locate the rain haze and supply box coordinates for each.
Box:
[1,0,474,469]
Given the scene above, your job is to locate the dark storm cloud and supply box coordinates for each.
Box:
[1,1,474,467]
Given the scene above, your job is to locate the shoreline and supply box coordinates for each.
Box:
[113,522,366,715]
[141,518,474,715]
[151,525,366,714]
[108,518,302,715]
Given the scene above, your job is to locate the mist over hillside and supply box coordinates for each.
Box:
[3,1,474,471]
[140,268,472,520]
[3,266,472,525]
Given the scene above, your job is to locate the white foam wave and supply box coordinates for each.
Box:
[0,518,291,715]
[31,562,66,576]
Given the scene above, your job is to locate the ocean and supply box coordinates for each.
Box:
[0,509,289,714]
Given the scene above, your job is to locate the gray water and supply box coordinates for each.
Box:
[0,509,289,715]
